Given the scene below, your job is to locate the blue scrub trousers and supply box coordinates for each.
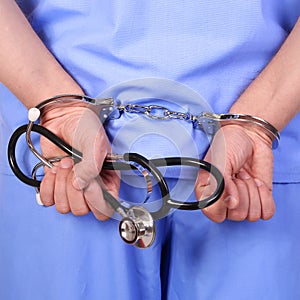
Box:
[167,182,300,300]
[1,171,300,300]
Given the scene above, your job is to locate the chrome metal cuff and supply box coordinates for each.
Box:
[28,94,280,149]
[198,112,280,149]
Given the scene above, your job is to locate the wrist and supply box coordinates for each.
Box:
[221,123,273,149]
[28,93,113,125]
[25,84,84,109]
[202,112,280,149]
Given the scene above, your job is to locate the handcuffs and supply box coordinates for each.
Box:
[7,94,280,248]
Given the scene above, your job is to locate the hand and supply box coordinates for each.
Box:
[39,102,119,220]
[195,124,276,222]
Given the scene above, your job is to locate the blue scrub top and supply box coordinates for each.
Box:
[1,0,300,183]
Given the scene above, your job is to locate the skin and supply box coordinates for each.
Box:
[39,104,119,220]
[1,1,300,222]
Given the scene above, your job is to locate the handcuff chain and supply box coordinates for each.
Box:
[116,103,220,136]
[118,104,197,123]
[115,103,279,147]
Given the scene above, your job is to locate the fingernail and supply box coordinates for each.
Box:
[60,158,73,169]
[254,178,262,187]
[50,166,57,174]
[72,176,87,190]
[238,170,251,180]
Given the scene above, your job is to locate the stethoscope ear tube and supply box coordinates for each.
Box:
[8,124,82,187]
[7,124,130,216]
[163,157,224,210]
[149,157,224,220]
[8,125,224,213]
[8,125,41,187]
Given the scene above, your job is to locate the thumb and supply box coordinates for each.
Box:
[64,112,109,190]
[195,133,226,202]
[72,158,104,190]
[195,165,217,202]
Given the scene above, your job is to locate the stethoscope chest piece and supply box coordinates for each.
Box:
[119,206,156,249]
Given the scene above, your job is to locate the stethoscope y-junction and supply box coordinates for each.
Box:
[7,94,279,248]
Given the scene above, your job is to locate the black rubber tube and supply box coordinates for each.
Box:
[8,124,224,220]
[7,124,125,213]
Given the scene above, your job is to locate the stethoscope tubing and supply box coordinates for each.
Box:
[8,124,224,220]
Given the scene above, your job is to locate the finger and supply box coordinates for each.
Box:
[208,148,240,211]
[54,158,72,214]
[255,178,276,220]
[196,168,227,222]
[204,176,240,222]
[250,143,274,191]
[197,163,239,222]
[201,201,227,223]
[201,181,228,222]
[220,175,240,210]
[245,177,261,222]
[40,167,56,206]
[195,167,217,196]
[66,171,90,217]
[227,178,250,221]
[200,164,240,222]
[100,169,120,201]
[69,113,109,190]
[84,179,114,221]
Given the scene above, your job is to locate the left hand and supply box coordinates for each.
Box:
[195,124,276,222]
[39,101,120,221]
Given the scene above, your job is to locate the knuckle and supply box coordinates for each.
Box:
[203,209,226,223]
[56,205,70,214]
[213,216,226,223]
[228,211,247,221]
[95,214,110,221]
[72,206,89,216]
[40,192,54,206]
[262,210,275,220]
[42,199,54,207]
[74,162,99,183]
[247,213,261,222]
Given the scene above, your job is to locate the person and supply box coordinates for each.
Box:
[0,0,300,299]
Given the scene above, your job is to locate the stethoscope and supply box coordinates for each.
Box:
[7,94,225,248]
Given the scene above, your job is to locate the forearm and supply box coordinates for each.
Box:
[230,18,300,131]
[0,0,82,108]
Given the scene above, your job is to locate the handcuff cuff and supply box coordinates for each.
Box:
[7,94,280,248]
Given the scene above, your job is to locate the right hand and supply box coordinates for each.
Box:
[39,101,120,221]
[195,124,276,222]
